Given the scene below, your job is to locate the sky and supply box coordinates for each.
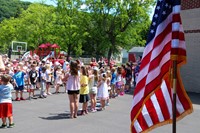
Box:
[21,0,56,6]
[21,0,155,19]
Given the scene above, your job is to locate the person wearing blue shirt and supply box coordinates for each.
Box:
[12,66,26,101]
[110,68,116,98]
[0,74,15,128]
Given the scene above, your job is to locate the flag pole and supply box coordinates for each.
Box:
[172,57,177,133]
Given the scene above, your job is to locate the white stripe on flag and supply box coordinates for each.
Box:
[172,22,180,31]
[142,105,153,127]
[172,39,179,48]
[176,95,185,114]
[134,120,142,133]
[143,13,173,58]
[136,63,150,85]
[150,33,171,62]
[161,80,173,118]
[132,88,145,108]
[151,94,165,122]
[146,51,170,85]
[173,5,181,14]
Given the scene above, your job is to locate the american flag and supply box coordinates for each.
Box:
[130,0,193,132]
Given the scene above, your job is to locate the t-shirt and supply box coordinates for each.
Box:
[0,83,14,103]
[41,72,47,82]
[46,69,52,82]
[13,71,25,86]
[29,70,38,84]
[80,75,89,94]
[111,72,116,84]
[66,74,80,91]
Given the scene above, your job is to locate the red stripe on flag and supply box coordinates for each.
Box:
[145,60,171,96]
[176,79,191,111]
[137,113,149,130]
[145,98,160,124]
[148,42,171,72]
[172,14,181,22]
[155,88,171,120]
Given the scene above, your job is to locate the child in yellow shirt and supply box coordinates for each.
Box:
[79,66,90,115]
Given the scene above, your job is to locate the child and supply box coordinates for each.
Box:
[110,68,116,98]
[106,70,111,106]
[45,64,52,95]
[12,65,26,101]
[63,61,80,118]
[115,67,123,97]
[0,74,14,128]
[79,66,90,115]
[97,72,109,110]
[54,66,63,94]
[39,67,47,98]
[28,64,38,100]
[89,67,98,112]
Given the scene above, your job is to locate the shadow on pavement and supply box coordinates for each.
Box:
[187,92,200,105]
[39,113,71,120]
[127,87,200,105]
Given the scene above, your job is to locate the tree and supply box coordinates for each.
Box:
[55,0,89,60]
[84,0,154,64]
[0,3,56,52]
[0,0,31,22]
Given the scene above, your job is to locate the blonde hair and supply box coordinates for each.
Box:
[45,64,51,70]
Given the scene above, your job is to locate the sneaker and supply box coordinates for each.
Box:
[39,95,44,99]
[85,110,88,114]
[91,109,97,113]
[8,123,14,128]
[20,97,26,100]
[15,97,20,101]
[80,110,85,115]
[120,92,124,96]
[27,96,32,100]
[106,103,110,106]
[47,92,52,95]
[32,96,38,99]
[0,124,7,129]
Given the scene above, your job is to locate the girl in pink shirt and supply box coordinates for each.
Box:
[63,61,80,119]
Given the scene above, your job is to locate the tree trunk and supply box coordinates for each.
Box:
[107,47,112,66]
[107,34,115,66]
[67,44,72,61]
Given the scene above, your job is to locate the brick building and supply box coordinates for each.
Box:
[181,0,200,93]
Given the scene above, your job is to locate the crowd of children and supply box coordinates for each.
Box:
[0,54,140,128]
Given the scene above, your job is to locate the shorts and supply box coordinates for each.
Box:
[89,87,97,94]
[30,84,36,89]
[15,85,24,91]
[115,81,123,89]
[68,90,80,95]
[79,94,90,103]
[46,82,51,85]
[125,79,131,85]
[0,103,13,118]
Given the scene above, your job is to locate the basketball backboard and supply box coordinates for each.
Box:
[11,41,27,53]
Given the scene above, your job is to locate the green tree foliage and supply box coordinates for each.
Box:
[0,3,56,52]
[0,0,31,22]
[55,0,89,59]
[0,0,154,61]
[83,0,154,64]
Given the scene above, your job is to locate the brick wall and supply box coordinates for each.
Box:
[182,0,200,10]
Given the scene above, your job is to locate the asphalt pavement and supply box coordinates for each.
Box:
[1,87,200,133]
